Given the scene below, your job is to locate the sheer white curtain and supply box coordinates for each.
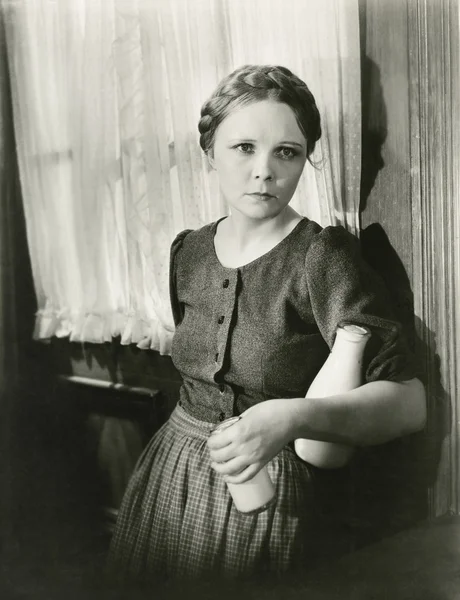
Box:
[4,0,361,354]
[4,0,229,354]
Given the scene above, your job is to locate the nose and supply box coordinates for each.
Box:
[252,152,274,181]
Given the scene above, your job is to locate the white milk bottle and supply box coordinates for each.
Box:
[294,324,371,469]
[211,416,276,514]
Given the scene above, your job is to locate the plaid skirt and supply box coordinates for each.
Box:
[106,404,322,582]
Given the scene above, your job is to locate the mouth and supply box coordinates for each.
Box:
[248,192,276,200]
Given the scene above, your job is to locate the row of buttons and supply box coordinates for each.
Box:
[217,279,230,421]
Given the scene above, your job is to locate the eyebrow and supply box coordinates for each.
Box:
[229,139,305,148]
[279,141,305,148]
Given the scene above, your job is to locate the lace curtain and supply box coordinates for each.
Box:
[3,0,361,354]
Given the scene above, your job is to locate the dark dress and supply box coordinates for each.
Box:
[107,216,416,582]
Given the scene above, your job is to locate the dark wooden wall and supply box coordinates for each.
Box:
[354,0,428,541]
[359,0,459,520]
[359,0,413,273]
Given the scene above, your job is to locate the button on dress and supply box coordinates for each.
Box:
[107,216,416,582]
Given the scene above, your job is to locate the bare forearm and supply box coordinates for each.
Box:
[287,378,426,447]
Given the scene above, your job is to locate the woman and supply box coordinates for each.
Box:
[107,65,426,582]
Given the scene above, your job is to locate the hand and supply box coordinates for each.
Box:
[207,399,293,484]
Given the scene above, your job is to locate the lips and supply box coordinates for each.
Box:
[249,192,276,199]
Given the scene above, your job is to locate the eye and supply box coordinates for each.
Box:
[275,147,298,160]
[234,143,254,154]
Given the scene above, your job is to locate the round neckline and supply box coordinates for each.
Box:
[211,216,308,271]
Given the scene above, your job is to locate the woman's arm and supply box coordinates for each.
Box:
[207,377,426,483]
[288,377,426,446]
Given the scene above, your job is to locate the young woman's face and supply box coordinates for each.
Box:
[210,100,307,220]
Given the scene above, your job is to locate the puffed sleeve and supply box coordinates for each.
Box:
[305,225,418,383]
[169,229,192,327]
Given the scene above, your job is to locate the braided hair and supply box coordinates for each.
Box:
[198,65,321,164]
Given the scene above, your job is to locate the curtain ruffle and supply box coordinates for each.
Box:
[34,308,175,355]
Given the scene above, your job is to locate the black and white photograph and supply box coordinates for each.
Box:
[0,0,458,598]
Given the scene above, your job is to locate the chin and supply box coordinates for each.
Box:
[239,208,280,221]
[233,202,287,220]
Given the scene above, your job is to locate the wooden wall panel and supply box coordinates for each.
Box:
[361,0,459,518]
[408,0,460,518]
[359,0,413,283]
[357,0,427,533]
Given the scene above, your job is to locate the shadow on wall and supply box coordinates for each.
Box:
[359,55,387,216]
[353,55,451,541]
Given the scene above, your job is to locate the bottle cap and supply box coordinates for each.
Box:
[337,323,371,342]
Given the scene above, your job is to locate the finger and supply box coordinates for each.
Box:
[224,463,262,484]
[211,456,248,477]
[209,444,237,464]
[207,427,237,450]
